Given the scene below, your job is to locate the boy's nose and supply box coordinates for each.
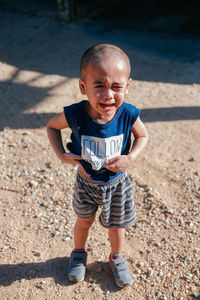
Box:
[103,89,113,100]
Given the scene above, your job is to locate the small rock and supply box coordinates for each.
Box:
[194,292,200,298]
[147,269,155,277]
[188,156,195,162]
[147,247,153,254]
[62,237,71,241]
[155,291,162,297]
[193,248,199,254]
[172,291,178,297]
[140,275,147,281]
[139,249,145,255]
[187,273,193,278]
[173,284,179,290]
[32,251,41,257]
[51,231,60,237]
[35,285,44,289]
[88,277,95,283]
[127,257,134,263]
[151,262,158,268]
[154,242,161,247]
[29,180,38,187]
[92,251,99,259]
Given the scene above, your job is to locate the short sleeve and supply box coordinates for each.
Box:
[122,103,140,130]
[63,102,83,131]
[63,104,74,129]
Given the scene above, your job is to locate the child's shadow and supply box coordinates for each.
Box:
[0,257,119,292]
[0,257,70,287]
[86,261,119,292]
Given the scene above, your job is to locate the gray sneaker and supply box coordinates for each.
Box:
[68,250,87,282]
[109,254,133,288]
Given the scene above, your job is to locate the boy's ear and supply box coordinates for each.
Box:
[126,78,132,89]
[125,78,132,95]
[79,79,86,95]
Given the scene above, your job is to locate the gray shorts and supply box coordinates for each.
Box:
[73,170,136,228]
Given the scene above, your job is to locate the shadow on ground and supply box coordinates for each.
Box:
[0,257,70,287]
[0,258,119,293]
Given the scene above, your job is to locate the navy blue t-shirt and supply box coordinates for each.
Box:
[64,100,140,182]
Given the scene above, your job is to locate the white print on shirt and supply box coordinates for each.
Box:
[81,134,124,170]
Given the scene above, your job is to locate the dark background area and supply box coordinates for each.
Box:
[0,0,199,35]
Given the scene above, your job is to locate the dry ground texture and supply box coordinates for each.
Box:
[0,3,200,300]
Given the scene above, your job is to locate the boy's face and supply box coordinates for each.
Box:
[79,55,131,122]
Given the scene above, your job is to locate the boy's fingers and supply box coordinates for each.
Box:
[75,156,82,160]
[71,154,82,160]
[106,157,119,165]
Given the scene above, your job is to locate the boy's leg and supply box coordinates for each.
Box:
[74,215,96,249]
[108,227,133,288]
[68,215,95,282]
[108,227,125,257]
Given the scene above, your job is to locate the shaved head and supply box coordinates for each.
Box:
[80,44,131,79]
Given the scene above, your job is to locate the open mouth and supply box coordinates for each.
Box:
[100,103,115,108]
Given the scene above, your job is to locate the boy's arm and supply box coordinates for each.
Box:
[105,117,148,172]
[46,112,82,164]
[127,117,148,161]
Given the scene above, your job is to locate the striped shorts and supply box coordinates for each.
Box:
[73,170,136,228]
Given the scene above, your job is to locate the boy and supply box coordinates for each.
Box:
[46,43,148,288]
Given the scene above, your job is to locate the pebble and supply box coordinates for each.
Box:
[172,292,178,297]
[140,275,147,281]
[29,180,38,187]
[35,285,44,289]
[62,236,71,241]
[92,251,99,259]
[155,291,162,297]
[51,231,60,237]
[173,285,179,290]
[88,277,95,283]
[147,247,153,254]
[194,292,200,298]
[147,269,155,277]
[154,242,161,247]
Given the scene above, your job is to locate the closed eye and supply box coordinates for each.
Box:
[112,86,123,90]
[95,85,104,88]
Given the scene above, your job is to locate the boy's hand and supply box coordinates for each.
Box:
[105,117,148,173]
[59,153,82,165]
[105,155,132,172]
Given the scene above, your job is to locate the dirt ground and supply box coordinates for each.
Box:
[0,4,200,300]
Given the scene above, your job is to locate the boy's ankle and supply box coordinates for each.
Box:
[73,248,86,253]
[109,253,123,260]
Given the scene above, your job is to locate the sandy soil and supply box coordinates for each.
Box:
[0,5,200,300]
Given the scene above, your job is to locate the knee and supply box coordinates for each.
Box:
[77,215,95,229]
[109,227,124,234]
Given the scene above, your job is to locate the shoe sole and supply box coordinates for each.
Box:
[68,275,85,282]
[115,278,133,288]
